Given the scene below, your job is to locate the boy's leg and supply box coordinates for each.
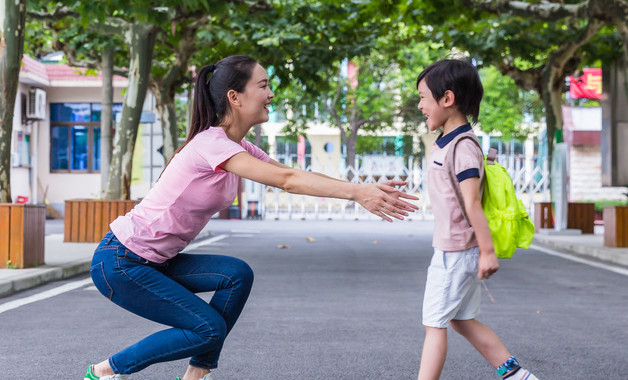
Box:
[417,327,447,380]
[450,319,539,379]
[449,319,510,367]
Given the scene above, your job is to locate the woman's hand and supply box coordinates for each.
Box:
[354,181,419,222]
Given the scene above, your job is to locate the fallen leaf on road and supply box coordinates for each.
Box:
[306,237,316,242]
[277,244,290,249]
[536,310,541,314]
[373,240,380,244]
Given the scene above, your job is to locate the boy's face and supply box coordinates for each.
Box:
[417,79,448,132]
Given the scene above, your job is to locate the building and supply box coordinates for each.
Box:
[13,55,162,215]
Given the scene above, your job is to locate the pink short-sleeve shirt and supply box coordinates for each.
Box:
[110,127,270,263]
[427,124,484,252]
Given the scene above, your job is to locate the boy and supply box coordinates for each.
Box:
[416,59,538,380]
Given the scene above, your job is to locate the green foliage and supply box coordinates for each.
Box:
[479,66,542,140]
[590,199,628,212]
[175,97,188,138]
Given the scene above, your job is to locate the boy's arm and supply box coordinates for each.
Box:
[459,177,499,280]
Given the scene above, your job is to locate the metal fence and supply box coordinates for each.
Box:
[249,154,549,220]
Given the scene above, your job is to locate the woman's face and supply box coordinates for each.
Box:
[238,63,275,126]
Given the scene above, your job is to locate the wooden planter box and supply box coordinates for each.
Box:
[0,204,46,269]
[534,202,595,233]
[603,206,628,247]
[567,202,595,234]
[64,199,137,243]
[534,202,554,231]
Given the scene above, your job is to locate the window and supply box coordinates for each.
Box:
[50,103,122,172]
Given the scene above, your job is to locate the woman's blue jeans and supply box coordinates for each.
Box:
[90,231,254,375]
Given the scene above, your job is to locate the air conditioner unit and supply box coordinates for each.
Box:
[10,152,19,167]
[27,88,46,120]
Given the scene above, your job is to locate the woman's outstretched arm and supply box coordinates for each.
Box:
[221,152,419,222]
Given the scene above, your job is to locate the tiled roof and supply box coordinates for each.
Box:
[20,55,126,82]
[21,55,48,79]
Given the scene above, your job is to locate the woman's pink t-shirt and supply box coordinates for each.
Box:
[110,127,270,263]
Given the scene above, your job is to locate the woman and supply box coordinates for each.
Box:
[86,55,418,380]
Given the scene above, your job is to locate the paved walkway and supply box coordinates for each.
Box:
[1,219,627,298]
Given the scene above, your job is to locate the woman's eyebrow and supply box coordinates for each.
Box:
[258,79,268,84]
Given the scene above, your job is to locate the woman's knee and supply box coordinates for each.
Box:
[231,258,254,289]
[196,317,228,345]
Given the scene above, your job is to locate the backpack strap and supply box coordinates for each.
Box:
[486,148,498,165]
[443,132,484,226]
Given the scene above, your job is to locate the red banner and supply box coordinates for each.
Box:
[569,68,602,100]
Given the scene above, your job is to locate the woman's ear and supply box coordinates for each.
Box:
[227,89,240,107]
[442,90,456,108]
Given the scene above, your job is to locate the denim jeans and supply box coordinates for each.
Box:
[90,231,254,375]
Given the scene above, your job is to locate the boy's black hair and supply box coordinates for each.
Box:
[416,59,483,124]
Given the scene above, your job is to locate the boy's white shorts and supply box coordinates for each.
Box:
[422,246,481,328]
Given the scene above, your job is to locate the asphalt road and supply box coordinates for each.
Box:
[1,219,627,379]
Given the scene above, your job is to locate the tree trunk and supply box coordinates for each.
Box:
[105,23,157,200]
[0,0,26,203]
[614,20,628,105]
[186,86,193,137]
[152,82,178,162]
[100,45,114,195]
[539,65,563,169]
[345,132,358,182]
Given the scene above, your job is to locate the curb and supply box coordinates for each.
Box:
[533,236,628,267]
[0,258,92,299]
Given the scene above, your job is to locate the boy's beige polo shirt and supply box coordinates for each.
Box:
[428,124,484,252]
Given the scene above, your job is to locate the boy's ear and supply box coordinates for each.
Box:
[442,90,456,107]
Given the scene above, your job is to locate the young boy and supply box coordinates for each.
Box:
[416,59,538,380]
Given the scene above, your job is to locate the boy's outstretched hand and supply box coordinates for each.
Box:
[478,252,499,279]
[355,180,419,222]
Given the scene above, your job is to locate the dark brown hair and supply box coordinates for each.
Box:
[416,59,483,124]
[186,55,258,145]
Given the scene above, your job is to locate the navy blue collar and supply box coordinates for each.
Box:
[435,124,472,148]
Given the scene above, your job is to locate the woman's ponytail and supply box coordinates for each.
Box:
[187,65,218,145]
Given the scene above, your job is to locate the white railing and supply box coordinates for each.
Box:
[253,154,549,220]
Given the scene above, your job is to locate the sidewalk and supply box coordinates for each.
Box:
[533,228,628,267]
[1,220,627,298]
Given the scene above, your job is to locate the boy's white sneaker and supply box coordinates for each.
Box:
[505,368,538,380]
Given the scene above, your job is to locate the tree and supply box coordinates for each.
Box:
[259,0,412,171]
[0,0,27,203]
[479,66,543,141]
[403,0,618,167]
[30,1,171,199]
[26,6,128,194]
[463,0,628,101]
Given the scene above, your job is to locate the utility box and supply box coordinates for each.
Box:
[601,62,628,187]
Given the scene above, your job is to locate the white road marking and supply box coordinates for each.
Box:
[182,234,229,252]
[230,229,260,234]
[231,234,255,238]
[0,278,93,314]
[530,244,628,277]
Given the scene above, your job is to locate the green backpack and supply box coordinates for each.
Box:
[446,132,535,259]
